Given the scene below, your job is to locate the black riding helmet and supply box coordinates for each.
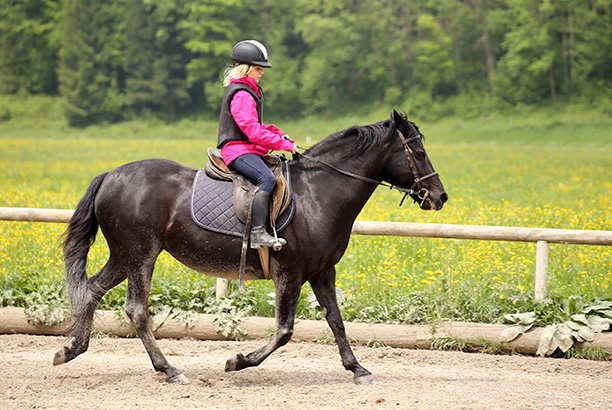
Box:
[230,40,272,68]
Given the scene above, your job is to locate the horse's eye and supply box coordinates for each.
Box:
[416,151,426,159]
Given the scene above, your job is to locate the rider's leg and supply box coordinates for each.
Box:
[249,190,286,248]
[229,154,286,249]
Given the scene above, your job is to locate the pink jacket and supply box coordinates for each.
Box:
[221,77,295,165]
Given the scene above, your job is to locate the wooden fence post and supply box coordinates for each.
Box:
[535,240,549,302]
[216,278,228,301]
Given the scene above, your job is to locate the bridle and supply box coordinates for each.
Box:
[396,128,439,206]
[296,127,439,207]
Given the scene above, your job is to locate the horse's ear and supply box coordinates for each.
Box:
[391,110,403,125]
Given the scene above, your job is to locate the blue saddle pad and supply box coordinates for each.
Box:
[190,166,294,238]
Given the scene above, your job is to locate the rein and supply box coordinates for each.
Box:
[297,129,438,207]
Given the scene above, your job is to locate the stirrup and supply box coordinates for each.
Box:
[271,226,284,251]
[250,228,286,250]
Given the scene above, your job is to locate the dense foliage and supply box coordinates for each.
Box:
[1,0,612,123]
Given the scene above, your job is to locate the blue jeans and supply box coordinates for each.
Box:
[229,154,276,193]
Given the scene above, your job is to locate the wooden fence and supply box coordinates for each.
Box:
[2,207,611,301]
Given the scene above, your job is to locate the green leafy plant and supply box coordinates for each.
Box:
[564,346,610,361]
[501,298,612,357]
[24,283,69,326]
[211,298,250,341]
[0,289,18,307]
[313,329,337,345]
[499,312,537,342]
[474,337,508,355]
[149,304,173,332]
[431,336,469,352]
[431,336,511,355]
[364,338,388,348]
[173,309,199,328]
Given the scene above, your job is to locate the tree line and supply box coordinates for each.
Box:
[1,0,610,125]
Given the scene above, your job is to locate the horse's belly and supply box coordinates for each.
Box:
[193,268,264,281]
[171,255,266,281]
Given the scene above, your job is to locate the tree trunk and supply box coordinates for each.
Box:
[549,65,558,105]
[568,0,575,91]
[556,0,570,95]
[402,3,414,89]
[472,0,495,98]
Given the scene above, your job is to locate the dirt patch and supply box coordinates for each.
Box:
[1,334,610,409]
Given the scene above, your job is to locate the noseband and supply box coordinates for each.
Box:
[297,127,438,207]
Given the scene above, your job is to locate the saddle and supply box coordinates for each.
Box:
[205,148,292,228]
[204,148,293,286]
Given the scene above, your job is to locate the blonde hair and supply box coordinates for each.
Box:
[223,64,253,87]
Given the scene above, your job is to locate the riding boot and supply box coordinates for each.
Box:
[250,190,287,249]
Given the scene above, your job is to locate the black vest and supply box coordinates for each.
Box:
[217,83,263,149]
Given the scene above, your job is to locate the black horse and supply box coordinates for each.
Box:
[53,111,447,385]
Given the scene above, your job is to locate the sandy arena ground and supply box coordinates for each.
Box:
[0,334,610,409]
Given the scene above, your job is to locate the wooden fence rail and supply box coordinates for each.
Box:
[2,207,611,301]
[351,221,612,301]
[0,207,73,223]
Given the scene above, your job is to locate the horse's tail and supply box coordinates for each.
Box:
[61,172,108,331]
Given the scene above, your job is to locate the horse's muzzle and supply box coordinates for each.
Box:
[419,190,448,211]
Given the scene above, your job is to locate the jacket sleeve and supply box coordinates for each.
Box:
[230,91,295,151]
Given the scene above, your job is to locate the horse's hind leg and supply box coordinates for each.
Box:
[123,258,188,384]
[54,254,127,365]
[309,267,375,385]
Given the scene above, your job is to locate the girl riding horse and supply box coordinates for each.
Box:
[217,40,298,249]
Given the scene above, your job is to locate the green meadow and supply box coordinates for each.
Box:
[1,102,611,325]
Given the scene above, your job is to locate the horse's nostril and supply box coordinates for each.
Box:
[440,192,448,203]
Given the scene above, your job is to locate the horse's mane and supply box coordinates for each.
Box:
[304,112,424,160]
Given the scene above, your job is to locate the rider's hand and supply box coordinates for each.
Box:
[291,143,299,154]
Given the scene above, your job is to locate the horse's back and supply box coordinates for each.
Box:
[95,159,196,237]
[105,158,196,181]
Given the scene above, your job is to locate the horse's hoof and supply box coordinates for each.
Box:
[354,373,376,385]
[166,373,189,384]
[225,353,246,372]
[53,347,67,366]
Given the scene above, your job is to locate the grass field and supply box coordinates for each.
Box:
[1,101,611,325]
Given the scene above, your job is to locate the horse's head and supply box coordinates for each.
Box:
[384,110,447,211]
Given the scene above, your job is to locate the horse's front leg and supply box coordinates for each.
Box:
[309,267,375,385]
[225,270,301,372]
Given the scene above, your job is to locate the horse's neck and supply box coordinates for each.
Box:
[292,146,383,224]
